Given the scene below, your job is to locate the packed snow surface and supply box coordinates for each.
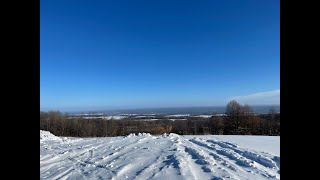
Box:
[40,131,280,180]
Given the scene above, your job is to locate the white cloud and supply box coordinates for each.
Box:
[229,89,280,105]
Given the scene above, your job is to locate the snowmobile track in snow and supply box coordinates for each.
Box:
[40,131,280,180]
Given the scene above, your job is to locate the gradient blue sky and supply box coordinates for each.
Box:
[40,0,280,111]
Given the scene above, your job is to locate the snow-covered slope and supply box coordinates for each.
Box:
[40,131,280,180]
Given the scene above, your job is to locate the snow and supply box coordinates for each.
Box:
[40,130,280,179]
[104,116,127,120]
[169,118,187,121]
[169,119,188,121]
[40,130,61,141]
[83,117,101,119]
[194,115,212,118]
[139,118,160,121]
[135,115,156,118]
[166,114,190,117]
[202,135,280,156]
[212,114,227,117]
[81,116,128,120]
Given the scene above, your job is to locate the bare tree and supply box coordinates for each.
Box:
[242,104,254,134]
[225,100,242,134]
[210,116,224,134]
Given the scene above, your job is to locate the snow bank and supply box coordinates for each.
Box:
[126,133,136,137]
[40,130,61,141]
[126,133,152,137]
[161,133,180,138]
[138,132,151,136]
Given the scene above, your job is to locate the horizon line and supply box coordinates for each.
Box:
[40,104,280,113]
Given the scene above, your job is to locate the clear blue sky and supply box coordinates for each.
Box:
[40,0,280,111]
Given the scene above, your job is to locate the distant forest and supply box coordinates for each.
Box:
[40,100,280,137]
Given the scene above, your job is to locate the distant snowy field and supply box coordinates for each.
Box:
[40,130,280,180]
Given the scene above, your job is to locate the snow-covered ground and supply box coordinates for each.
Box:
[194,115,212,118]
[166,114,190,117]
[40,131,280,180]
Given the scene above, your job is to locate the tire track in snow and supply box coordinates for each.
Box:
[81,136,153,179]
[190,139,252,178]
[146,136,190,180]
[174,139,198,180]
[41,144,107,179]
[133,154,165,179]
[130,135,194,180]
[41,131,280,180]
[206,139,280,178]
[113,136,182,180]
[80,136,149,179]
[207,139,279,169]
[182,138,240,180]
[41,136,149,179]
[41,142,104,168]
[189,138,279,179]
[90,136,156,179]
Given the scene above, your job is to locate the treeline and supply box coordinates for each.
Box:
[40,100,280,137]
[40,111,173,137]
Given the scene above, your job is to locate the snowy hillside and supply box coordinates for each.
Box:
[40,131,280,180]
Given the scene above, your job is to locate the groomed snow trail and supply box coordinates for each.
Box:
[40,131,280,180]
